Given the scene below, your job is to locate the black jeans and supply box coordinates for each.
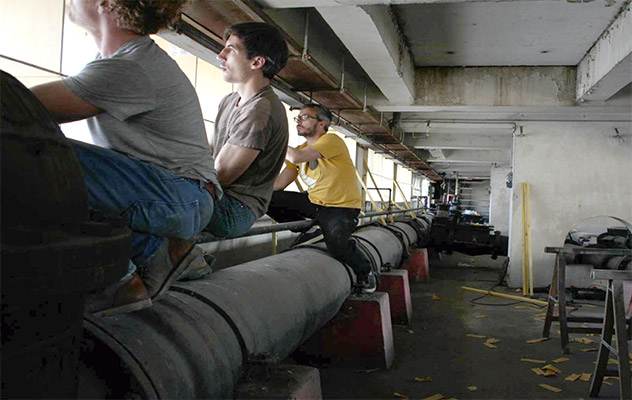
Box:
[267,191,372,276]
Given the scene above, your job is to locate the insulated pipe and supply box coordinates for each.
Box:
[77,219,429,398]
[78,248,352,399]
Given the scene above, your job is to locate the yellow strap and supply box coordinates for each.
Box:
[294,178,304,193]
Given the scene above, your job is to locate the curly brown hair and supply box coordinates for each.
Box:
[107,0,189,35]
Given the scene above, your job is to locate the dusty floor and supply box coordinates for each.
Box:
[311,252,626,400]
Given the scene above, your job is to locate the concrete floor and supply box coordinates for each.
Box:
[312,252,625,400]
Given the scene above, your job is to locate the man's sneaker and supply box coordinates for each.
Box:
[177,252,215,281]
[85,272,153,317]
[139,240,203,301]
[355,271,377,294]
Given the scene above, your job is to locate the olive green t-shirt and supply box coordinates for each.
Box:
[212,86,289,217]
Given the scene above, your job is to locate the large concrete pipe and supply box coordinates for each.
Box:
[77,218,429,398]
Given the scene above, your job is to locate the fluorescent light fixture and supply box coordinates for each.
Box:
[400,121,517,136]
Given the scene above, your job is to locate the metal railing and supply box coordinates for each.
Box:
[194,207,426,244]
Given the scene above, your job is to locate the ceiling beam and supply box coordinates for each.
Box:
[370,105,632,122]
[426,149,510,164]
[404,133,512,150]
[413,66,575,107]
[316,5,415,103]
[576,3,631,102]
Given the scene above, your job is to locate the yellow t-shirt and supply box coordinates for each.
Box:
[287,134,362,209]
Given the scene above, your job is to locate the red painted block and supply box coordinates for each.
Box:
[297,292,394,369]
[378,270,413,325]
[235,364,322,400]
[402,248,429,283]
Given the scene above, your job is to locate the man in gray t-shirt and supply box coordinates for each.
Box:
[203,23,289,239]
[31,0,218,316]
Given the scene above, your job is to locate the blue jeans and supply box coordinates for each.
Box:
[204,193,256,239]
[71,140,214,267]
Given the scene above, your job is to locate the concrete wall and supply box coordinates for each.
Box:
[507,121,632,288]
[490,165,511,235]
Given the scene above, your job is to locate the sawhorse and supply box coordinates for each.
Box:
[542,247,632,354]
[589,269,632,400]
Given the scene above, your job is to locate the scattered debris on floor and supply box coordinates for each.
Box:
[542,364,561,375]
[422,393,444,400]
[551,357,569,364]
[393,392,408,399]
[431,295,441,301]
[570,337,594,344]
[579,372,592,382]
[580,348,597,352]
[525,337,550,344]
[565,373,581,382]
[538,383,562,393]
[414,377,432,382]
[465,333,486,338]
[520,358,546,363]
[467,386,477,391]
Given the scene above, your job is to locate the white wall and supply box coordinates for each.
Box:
[490,165,511,235]
[507,121,632,288]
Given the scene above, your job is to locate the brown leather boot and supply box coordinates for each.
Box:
[86,272,152,317]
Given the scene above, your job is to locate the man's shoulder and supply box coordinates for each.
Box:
[316,133,344,146]
[246,87,284,115]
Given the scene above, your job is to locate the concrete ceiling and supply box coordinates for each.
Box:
[182,0,632,182]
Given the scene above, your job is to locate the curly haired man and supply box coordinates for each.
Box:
[31,0,220,316]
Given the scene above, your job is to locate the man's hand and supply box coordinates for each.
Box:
[273,167,298,191]
[31,81,102,123]
[215,143,261,186]
[286,145,322,164]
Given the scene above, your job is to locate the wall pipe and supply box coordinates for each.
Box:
[78,217,430,399]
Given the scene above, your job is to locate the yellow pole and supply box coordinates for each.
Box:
[461,286,547,306]
[393,179,417,219]
[521,183,529,295]
[355,169,387,226]
[363,160,394,223]
[526,184,534,296]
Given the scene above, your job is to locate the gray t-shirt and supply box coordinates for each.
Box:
[213,86,288,217]
[63,36,221,192]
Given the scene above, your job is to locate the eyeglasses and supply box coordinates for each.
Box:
[294,115,320,123]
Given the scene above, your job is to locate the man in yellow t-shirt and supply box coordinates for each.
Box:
[267,104,376,293]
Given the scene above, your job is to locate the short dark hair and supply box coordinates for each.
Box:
[108,0,188,35]
[224,22,288,79]
[302,104,333,132]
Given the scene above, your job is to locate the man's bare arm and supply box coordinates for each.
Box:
[214,143,261,186]
[31,81,102,123]
[286,145,322,164]
[273,167,299,191]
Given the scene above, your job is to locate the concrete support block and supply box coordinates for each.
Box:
[402,249,429,283]
[235,364,322,400]
[378,270,412,325]
[296,293,394,369]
